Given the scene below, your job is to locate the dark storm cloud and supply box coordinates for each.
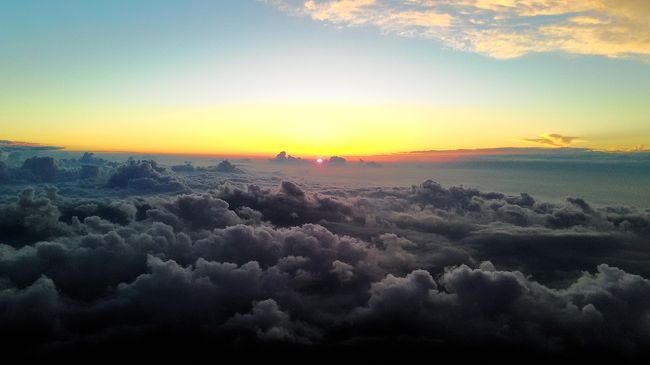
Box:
[0,188,67,247]
[328,156,346,165]
[77,152,105,165]
[0,161,8,181]
[107,159,188,192]
[2,156,650,360]
[0,151,113,185]
[341,179,650,282]
[221,298,319,343]
[215,160,243,173]
[215,181,355,226]
[170,162,195,172]
[21,157,61,181]
[58,198,138,226]
[352,262,650,354]
[147,193,241,231]
[269,151,308,164]
[0,276,62,345]
[79,164,100,179]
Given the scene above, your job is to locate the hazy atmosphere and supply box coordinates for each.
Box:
[1,0,650,363]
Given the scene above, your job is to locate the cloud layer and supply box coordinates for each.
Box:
[266,0,650,59]
[1,152,650,361]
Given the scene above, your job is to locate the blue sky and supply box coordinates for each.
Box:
[1,0,649,154]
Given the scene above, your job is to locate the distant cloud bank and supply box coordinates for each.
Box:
[0,140,63,152]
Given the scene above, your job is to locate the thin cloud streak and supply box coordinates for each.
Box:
[523,133,581,147]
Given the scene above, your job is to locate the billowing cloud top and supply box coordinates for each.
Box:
[2,152,650,361]
[266,0,650,59]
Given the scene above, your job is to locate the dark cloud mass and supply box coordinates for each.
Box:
[1,153,650,362]
[107,159,187,192]
[328,156,347,165]
[269,151,307,164]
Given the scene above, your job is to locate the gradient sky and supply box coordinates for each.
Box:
[1,0,649,157]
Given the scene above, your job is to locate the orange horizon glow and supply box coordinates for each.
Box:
[6,102,643,160]
[9,142,603,164]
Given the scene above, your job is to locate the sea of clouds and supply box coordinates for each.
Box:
[1,149,650,361]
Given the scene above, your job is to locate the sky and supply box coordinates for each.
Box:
[1,0,649,157]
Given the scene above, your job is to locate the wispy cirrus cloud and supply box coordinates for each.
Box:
[523,133,581,147]
[264,0,650,59]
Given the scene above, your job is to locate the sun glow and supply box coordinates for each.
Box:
[2,103,577,157]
